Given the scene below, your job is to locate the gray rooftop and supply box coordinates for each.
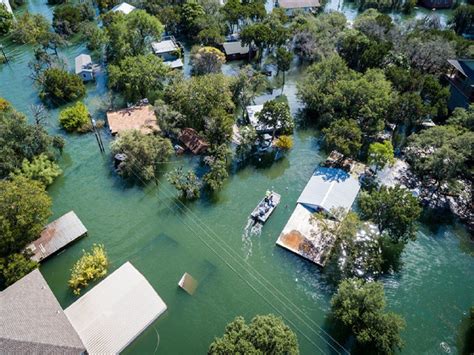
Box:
[152,40,178,54]
[297,167,360,215]
[0,269,86,354]
[75,54,92,74]
[111,1,136,14]
[278,0,321,8]
[223,41,250,56]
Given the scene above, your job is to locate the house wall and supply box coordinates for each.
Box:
[80,71,94,82]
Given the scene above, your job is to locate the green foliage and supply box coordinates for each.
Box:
[0,176,52,257]
[164,73,235,133]
[204,157,229,192]
[208,314,299,354]
[236,125,257,159]
[298,55,394,138]
[257,100,293,139]
[14,154,62,187]
[191,46,226,75]
[109,54,169,103]
[368,140,394,171]
[11,12,50,44]
[359,185,421,243]
[337,29,392,71]
[447,105,474,131]
[69,244,108,295]
[59,101,90,132]
[40,68,86,105]
[293,12,347,62]
[275,135,293,150]
[180,0,205,34]
[0,4,13,35]
[105,10,164,63]
[84,23,108,51]
[167,167,202,200]
[450,4,474,35]
[406,124,473,194]
[52,2,94,37]
[110,130,173,182]
[0,104,62,178]
[331,278,405,353]
[230,65,267,109]
[354,0,399,12]
[322,119,362,157]
[0,253,38,289]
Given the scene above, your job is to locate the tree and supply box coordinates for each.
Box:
[109,54,169,103]
[13,154,62,187]
[52,2,94,37]
[230,65,267,109]
[204,109,234,146]
[331,278,405,353]
[274,135,293,150]
[191,46,226,75]
[110,130,173,182]
[167,167,202,200]
[204,156,229,192]
[0,176,52,257]
[447,104,474,131]
[106,10,164,62]
[59,101,90,132]
[322,119,362,157]
[84,23,108,51]
[69,244,108,295]
[405,125,473,196]
[164,73,235,131]
[450,5,474,35]
[368,140,394,172]
[240,23,271,62]
[275,47,293,92]
[11,12,50,44]
[0,4,13,35]
[0,253,38,288]
[236,125,257,160]
[39,68,86,105]
[256,100,293,140]
[209,314,299,354]
[359,185,421,243]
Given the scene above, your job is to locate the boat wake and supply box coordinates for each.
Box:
[242,219,262,259]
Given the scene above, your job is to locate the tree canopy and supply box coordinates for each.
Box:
[208,314,299,354]
[322,119,362,157]
[368,140,394,172]
[191,46,226,75]
[331,278,405,353]
[359,185,421,243]
[39,68,86,105]
[59,101,90,132]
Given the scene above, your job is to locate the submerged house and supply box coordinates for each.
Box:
[178,128,209,154]
[446,59,474,110]
[0,269,86,354]
[65,262,167,354]
[75,54,94,82]
[222,41,252,60]
[26,211,87,262]
[276,166,361,267]
[246,104,283,133]
[152,36,183,69]
[275,0,321,15]
[111,1,136,14]
[107,104,160,135]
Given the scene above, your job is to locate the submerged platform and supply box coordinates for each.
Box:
[178,272,198,295]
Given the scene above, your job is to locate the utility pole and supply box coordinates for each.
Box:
[89,115,105,153]
[0,45,8,63]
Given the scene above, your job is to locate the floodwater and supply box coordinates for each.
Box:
[0,0,472,354]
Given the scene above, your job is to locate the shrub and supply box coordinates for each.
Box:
[59,101,90,132]
[69,244,108,295]
[14,154,62,186]
[274,135,293,150]
[40,68,86,105]
[11,12,49,44]
[0,4,13,35]
[0,253,38,288]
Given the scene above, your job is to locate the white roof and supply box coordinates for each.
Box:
[297,167,360,214]
[152,40,178,54]
[0,0,12,13]
[223,41,250,56]
[164,58,184,69]
[278,0,320,8]
[111,2,136,14]
[246,104,284,132]
[65,262,167,354]
[75,54,92,74]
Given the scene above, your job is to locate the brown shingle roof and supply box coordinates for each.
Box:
[178,128,210,154]
[107,105,160,136]
[0,269,86,354]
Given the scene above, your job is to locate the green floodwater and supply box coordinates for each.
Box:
[1,1,473,354]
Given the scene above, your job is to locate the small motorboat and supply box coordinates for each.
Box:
[250,191,281,223]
